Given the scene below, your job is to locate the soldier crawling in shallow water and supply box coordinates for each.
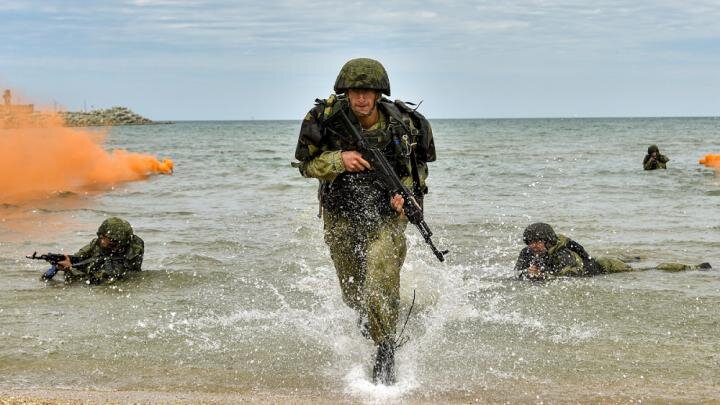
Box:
[515,222,710,281]
[53,217,144,284]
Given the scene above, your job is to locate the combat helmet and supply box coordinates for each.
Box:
[523,222,558,245]
[647,144,660,154]
[334,58,391,96]
[97,217,134,249]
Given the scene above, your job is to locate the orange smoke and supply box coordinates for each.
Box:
[0,107,173,205]
[699,154,720,169]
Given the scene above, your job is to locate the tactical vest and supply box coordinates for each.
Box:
[316,95,431,221]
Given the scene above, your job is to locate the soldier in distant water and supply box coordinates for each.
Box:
[643,144,670,170]
[53,217,145,284]
[515,222,710,281]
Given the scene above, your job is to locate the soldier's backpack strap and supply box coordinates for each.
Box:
[392,99,426,197]
[320,93,350,123]
[314,94,343,218]
[565,238,602,275]
[321,94,337,120]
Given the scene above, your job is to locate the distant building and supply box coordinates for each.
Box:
[1,89,34,114]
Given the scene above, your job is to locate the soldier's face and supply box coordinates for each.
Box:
[528,240,547,254]
[347,88,379,117]
[98,234,115,249]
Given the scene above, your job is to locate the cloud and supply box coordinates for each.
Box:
[2,0,719,118]
[4,0,719,58]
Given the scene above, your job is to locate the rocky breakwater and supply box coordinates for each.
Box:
[61,106,156,127]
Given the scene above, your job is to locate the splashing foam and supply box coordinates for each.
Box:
[699,153,720,169]
[0,107,173,205]
[344,364,418,400]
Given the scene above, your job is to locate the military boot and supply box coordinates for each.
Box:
[372,341,395,385]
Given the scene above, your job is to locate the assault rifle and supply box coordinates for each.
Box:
[331,109,449,262]
[26,252,78,281]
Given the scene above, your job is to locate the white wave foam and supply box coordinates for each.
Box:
[343,364,418,403]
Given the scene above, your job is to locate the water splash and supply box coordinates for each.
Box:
[343,364,418,402]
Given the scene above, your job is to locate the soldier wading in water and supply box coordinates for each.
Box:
[643,144,670,170]
[293,58,436,385]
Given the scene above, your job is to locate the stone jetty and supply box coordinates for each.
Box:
[61,106,156,127]
[1,106,162,129]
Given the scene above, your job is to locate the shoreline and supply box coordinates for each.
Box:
[0,389,351,405]
[2,384,718,404]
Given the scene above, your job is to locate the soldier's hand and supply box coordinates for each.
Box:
[390,194,405,215]
[57,255,71,270]
[527,264,543,279]
[341,151,371,172]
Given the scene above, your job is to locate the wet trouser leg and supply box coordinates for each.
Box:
[596,257,710,273]
[655,262,709,272]
[324,212,407,345]
[595,257,634,273]
[364,217,407,345]
[324,213,366,312]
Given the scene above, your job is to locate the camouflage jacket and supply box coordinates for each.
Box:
[294,95,435,220]
[643,154,669,170]
[68,235,144,284]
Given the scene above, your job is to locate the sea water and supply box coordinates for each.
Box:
[1,118,719,402]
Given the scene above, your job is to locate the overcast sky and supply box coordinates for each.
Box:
[1,0,718,120]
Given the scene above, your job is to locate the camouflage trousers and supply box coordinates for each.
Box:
[595,257,708,273]
[323,211,408,345]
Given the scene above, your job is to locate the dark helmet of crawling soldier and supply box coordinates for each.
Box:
[523,222,558,246]
[96,217,134,252]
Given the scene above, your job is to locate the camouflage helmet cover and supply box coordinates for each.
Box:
[334,58,391,96]
[647,144,660,154]
[523,222,558,245]
[97,217,134,247]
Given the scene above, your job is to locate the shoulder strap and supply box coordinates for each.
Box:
[387,99,426,197]
[565,238,602,275]
[319,94,349,122]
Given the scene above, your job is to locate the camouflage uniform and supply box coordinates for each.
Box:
[294,58,436,384]
[643,144,669,170]
[515,223,709,280]
[64,217,144,284]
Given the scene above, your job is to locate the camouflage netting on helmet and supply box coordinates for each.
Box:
[97,217,134,247]
[523,222,558,245]
[334,58,391,96]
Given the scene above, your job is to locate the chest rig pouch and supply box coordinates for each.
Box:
[316,95,427,221]
[85,255,127,284]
